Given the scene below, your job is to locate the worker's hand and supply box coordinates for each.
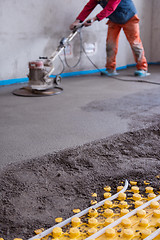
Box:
[83,17,98,27]
[70,19,81,30]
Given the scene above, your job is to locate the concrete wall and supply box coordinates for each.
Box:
[151,0,160,62]
[0,0,153,81]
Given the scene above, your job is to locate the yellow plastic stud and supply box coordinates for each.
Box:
[119,201,128,209]
[121,218,132,228]
[118,192,126,201]
[71,217,81,227]
[34,228,44,235]
[131,186,139,193]
[137,210,146,218]
[153,210,160,218]
[92,193,97,197]
[144,180,150,185]
[73,209,81,214]
[104,186,111,192]
[52,227,63,238]
[130,181,137,186]
[104,209,114,218]
[148,193,156,200]
[120,209,129,216]
[88,228,97,236]
[141,229,151,239]
[150,201,160,209]
[70,228,80,238]
[73,209,81,213]
[104,192,112,199]
[105,228,116,238]
[88,218,98,227]
[123,229,134,239]
[117,186,124,192]
[139,219,149,227]
[89,208,98,218]
[134,201,143,208]
[55,217,63,223]
[13,239,23,240]
[91,200,97,205]
[104,200,113,208]
[133,193,142,201]
[41,237,49,240]
[145,187,153,193]
[104,218,114,226]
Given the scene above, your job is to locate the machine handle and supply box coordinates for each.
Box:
[72,22,87,32]
[39,57,48,59]
[86,20,93,23]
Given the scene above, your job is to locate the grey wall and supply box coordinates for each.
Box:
[0,0,154,81]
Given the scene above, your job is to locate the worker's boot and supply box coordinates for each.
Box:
[134,70,150,77]
[101,69,119,77]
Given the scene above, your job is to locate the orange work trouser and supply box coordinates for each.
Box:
[106,14,148,71]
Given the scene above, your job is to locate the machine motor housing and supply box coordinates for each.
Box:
[28,60,53,90]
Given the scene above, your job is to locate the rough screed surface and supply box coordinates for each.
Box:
[0,124,160,239]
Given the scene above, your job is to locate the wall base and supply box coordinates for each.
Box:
[0,62,159,86]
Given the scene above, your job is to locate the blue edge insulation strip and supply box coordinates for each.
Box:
[0,62,160,86]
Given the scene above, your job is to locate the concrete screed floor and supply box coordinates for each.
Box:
[0,65,160,239]
[0,65,160,170]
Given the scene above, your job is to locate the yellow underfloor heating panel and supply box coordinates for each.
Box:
[10,180,160,240]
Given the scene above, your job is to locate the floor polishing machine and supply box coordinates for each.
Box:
[13,24,84,97]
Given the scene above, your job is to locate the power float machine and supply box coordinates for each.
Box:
[29,25,84,92]
[13,22,92,97]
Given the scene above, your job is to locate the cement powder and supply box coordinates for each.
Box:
[0,124,160,239]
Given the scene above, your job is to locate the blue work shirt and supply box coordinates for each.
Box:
[98,0,137,24]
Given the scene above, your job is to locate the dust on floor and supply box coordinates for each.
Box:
[0,124,160,239]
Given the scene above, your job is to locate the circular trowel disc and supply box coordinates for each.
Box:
[13,86,63,97]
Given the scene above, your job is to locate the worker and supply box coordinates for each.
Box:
[70,0,150,77]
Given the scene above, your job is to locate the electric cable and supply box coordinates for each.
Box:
[108,75,160,85]
[81,43,103,74]
[81,40,160,85]
[61,27,160,86]
[57,55,65,75]
[63,31,83,69]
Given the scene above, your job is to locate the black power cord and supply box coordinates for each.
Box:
[63,31,83,69]
[58,55,65,75]
[108,75,160,85]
